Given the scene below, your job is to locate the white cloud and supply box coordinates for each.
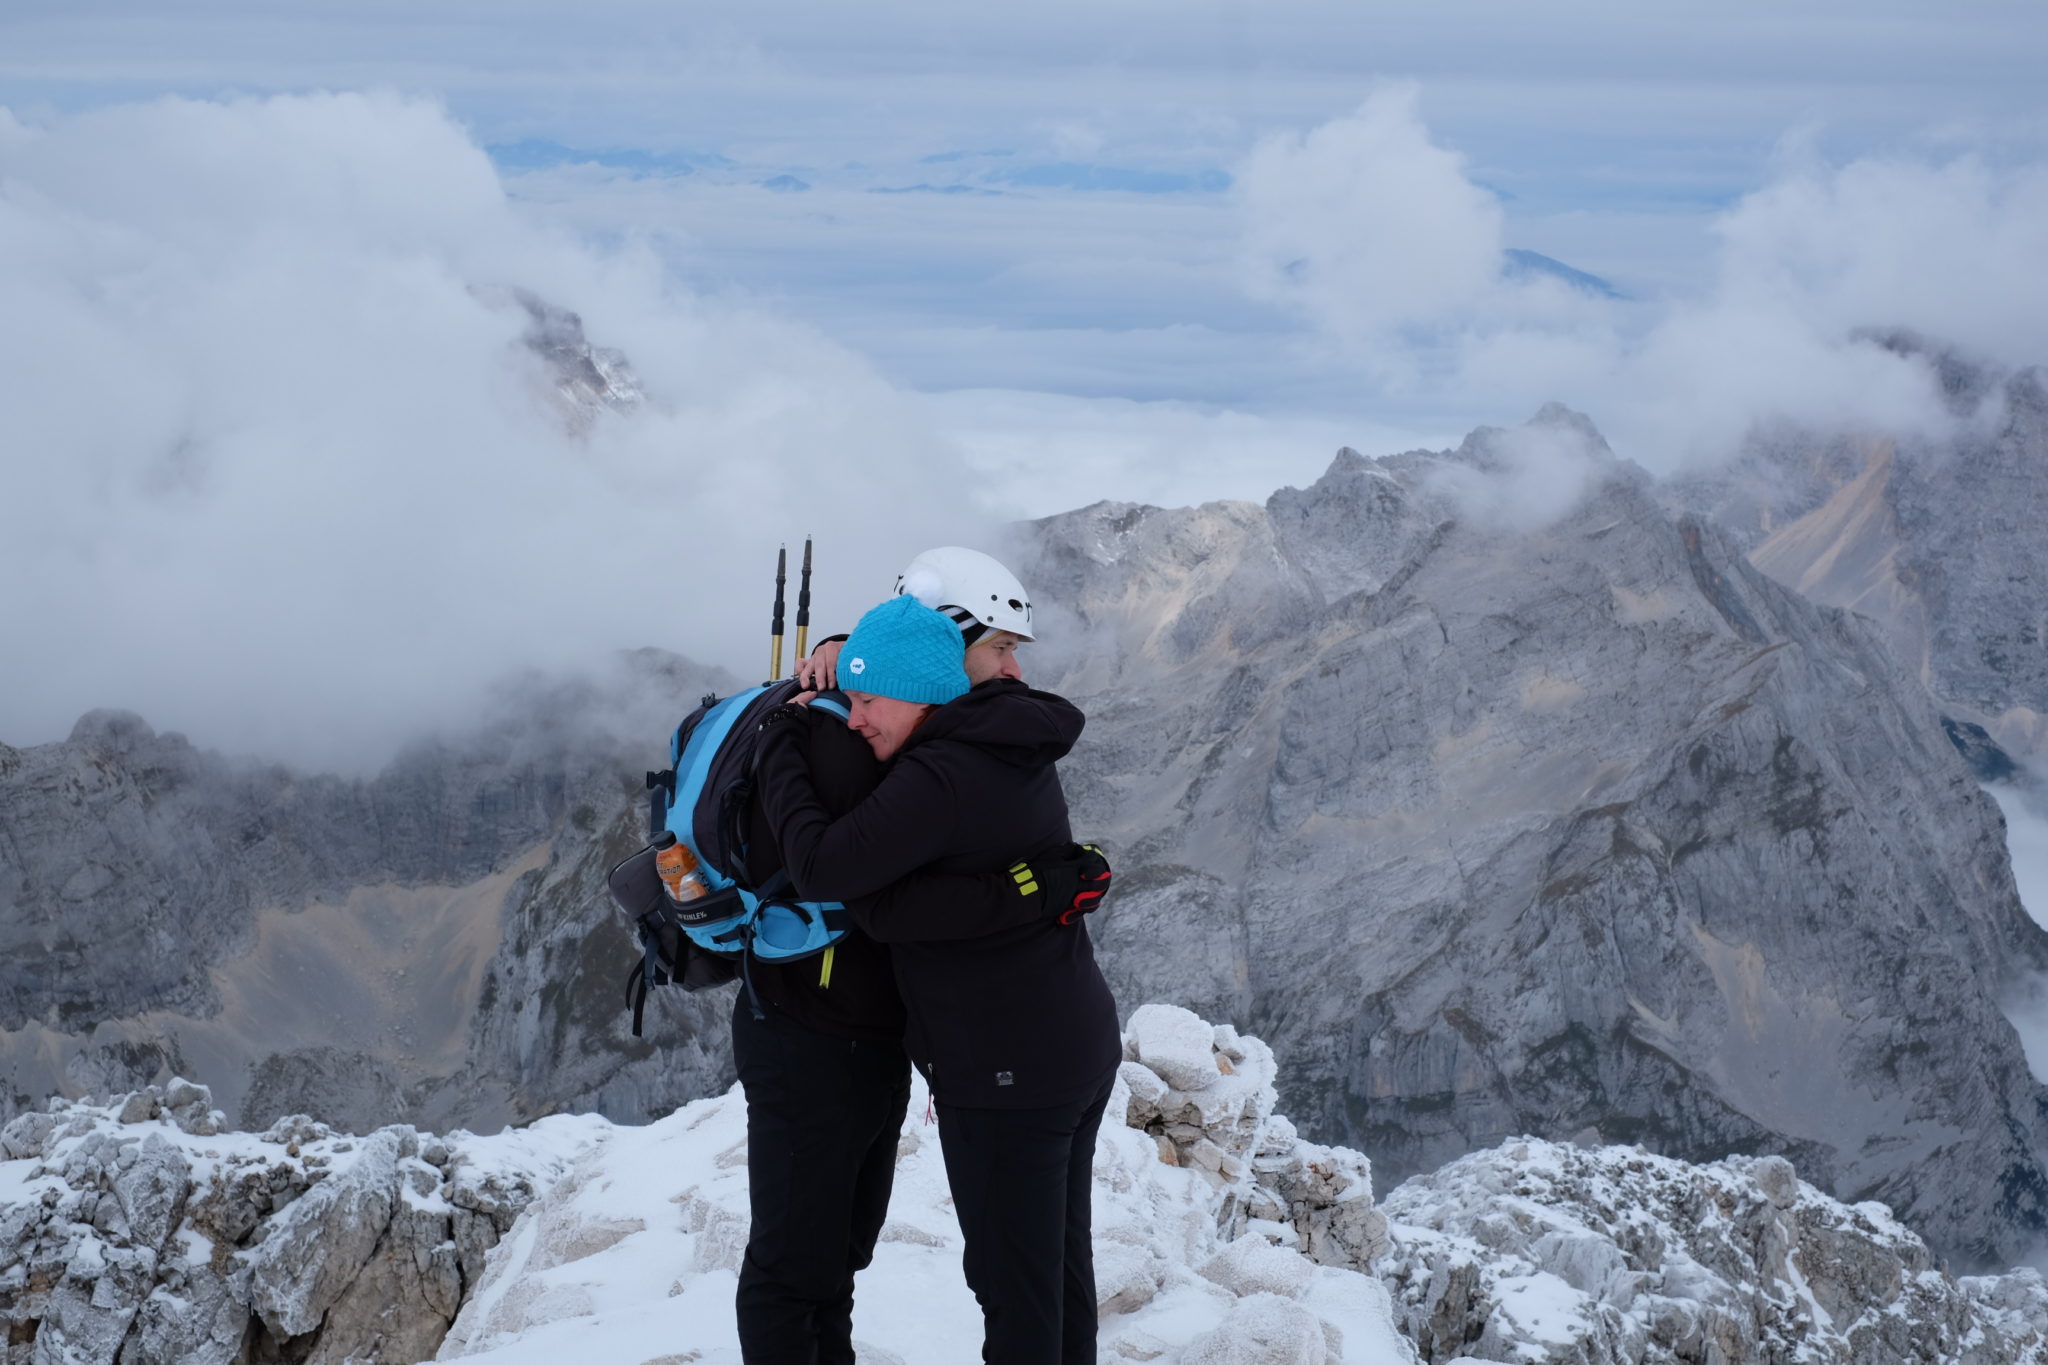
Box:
[1238,86,1505,348]
[6,69,2047,771]
[1236,96,2048,472]
[1992,787,2048,935]
[1711,152,2048,366]
[1584,147,2048,466]
[1421,418,1611,533]
[926,389,1440,519]
[1991,786,2048,1085]
[0,93,979,770]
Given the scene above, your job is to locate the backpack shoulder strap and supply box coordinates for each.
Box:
[715,687,855,885]
[807,690,851,722]
[677,687,769,823]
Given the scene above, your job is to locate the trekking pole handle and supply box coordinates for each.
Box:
[793,537,813,664]
[770,544,788,681]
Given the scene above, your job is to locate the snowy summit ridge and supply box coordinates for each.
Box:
[6,1006,2048,1363]
[439,1002,1408,1364]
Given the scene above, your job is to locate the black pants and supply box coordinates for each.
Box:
[935,1075,1114,1365]
[732,995,912,1365]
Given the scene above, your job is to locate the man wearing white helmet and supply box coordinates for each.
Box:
[798,546,1034,689]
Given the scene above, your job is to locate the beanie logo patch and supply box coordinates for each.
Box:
[848,657,866,675]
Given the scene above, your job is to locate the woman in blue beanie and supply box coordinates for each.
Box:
[753,594,1121,1365]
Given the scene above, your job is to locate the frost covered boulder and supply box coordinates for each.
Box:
[0,1082,583,1365]
[1119,1005,1390,1273]
[1377,1138,2048,1364]
[1180,1293,1344,1365]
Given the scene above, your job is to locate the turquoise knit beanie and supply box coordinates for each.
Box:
[840,596,970,706]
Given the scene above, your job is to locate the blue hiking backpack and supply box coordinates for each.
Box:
[609,679,856,1035]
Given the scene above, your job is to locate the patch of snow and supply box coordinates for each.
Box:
[436,1017,1412,1363]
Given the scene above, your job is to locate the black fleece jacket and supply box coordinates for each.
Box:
[755,680,1122,1110]
[738,708,1060,1043]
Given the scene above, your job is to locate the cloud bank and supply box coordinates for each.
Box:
[1235,89,2048,469]
[1993,785,2048,1085]
[1239,87,1505,346]
[0,93,978,770]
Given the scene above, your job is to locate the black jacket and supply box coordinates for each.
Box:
[738,716,900,1041]
[756,680,1122,1109]
[739,707,1056,1044]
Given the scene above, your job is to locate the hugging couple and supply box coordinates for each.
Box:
[725,546,1120,1365]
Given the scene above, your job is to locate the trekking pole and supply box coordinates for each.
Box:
[793,537,813,667]
[769,544,788,681]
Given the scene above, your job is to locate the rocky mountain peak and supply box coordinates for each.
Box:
[1454,400,1616,465]
[66,709,160,753]
[1856,325,2009,415]
[1675,335,2048,763]
[470,284,643,435]
[0,650,736,1133]
[1024,405,2048,1267]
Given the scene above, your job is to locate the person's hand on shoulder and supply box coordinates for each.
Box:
[796,639,844,690]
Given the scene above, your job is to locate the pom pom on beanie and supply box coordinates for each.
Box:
[900,565,947,608]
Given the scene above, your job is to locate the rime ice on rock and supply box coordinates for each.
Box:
[0,1082,582,1365]
[1128,1002,1234,1093]
[18,1013,2044,1363]
[1180,1292,1344,1365]
[1377,1138,2048,1364]
[437,1006,1414,1364]
[1118,1005,1389,1273]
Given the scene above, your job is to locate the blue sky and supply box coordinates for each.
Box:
[4,1,2047,762]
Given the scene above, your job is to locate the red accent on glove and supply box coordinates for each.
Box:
[1058,849,1112,925]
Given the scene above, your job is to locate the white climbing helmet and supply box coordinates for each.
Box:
[894,546,1036,641]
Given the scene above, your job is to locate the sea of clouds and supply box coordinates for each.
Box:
[4,84,2046,768]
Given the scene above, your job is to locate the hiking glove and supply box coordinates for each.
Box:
[1018,842,1113,925]
[1064,843,1113,923]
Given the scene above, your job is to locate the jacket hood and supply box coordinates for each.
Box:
[906,679,1083,768]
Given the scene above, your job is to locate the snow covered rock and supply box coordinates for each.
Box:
[437,1009,1414,1364]
[1181,1292,1343,1364]
[0,1083,585,1364]
[1129,1002,1236,1093]
[1116,1005,1391,1276]
[244,1126,403,1337]
[22,1019,2042,1365]
[1199,1236,1317,1299]
[1377,1137,2048,1364]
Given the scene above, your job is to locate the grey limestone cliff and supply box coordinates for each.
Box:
[0,652,738,1136]
[1020,405,2048,1268]
[1673,334,2048,766]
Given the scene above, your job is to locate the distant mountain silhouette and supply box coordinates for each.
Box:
[1502,247,1628,299]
